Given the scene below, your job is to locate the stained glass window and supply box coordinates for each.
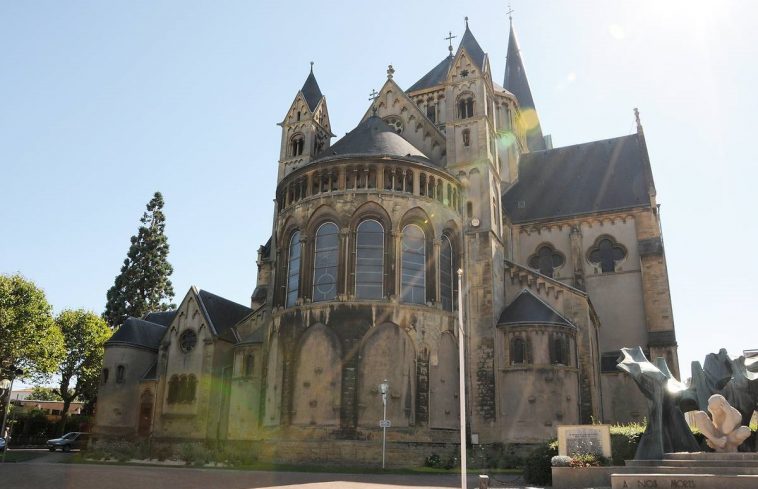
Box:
[401,224,426,304]
[355,220,384,299]
[313,222,339,302]
[286,231,301,307]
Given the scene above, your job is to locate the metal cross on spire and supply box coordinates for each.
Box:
[464,16,469,29]
[309,61,314,73]
[369,89,380,116]
[506,3,515,25]
[445,31,457,55]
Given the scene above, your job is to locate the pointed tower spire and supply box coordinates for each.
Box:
[458,18,486,70]
[301,63,324,112]
[504,22,546,151]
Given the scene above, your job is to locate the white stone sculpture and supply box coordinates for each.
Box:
[692,394,751,452]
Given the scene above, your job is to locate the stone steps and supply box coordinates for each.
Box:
[612,453,758,489]
[611,473,758,489]
[627,459,758,468]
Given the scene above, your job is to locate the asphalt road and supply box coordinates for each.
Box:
[0,450,534,489]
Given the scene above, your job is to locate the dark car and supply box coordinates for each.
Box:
[0,437,6,452]
[46,432,90,452]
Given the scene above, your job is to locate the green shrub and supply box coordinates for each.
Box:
[424,452,443,468]
[569,453,609,467]
[523,440,557,486]
[92,440,146,462]
[610,422,644,465]
[215,444,258,466]
[152,444,174,461]
[179,443,213,466]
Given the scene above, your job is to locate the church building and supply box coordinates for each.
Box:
[94,18,679,465]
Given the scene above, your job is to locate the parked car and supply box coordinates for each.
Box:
[0,437,6,452]
[46,432,90,452]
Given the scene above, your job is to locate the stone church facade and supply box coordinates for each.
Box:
[94,20,679,464]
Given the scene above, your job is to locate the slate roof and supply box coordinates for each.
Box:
[459,25,486,70]
[315,116,431,163]
[502,134,653,223]
[142,362,158,380]
[301,69,323,112]
[260,237,271,259]
[504,24,545,151]
[407,55,453,92]
[142,310,177,327]
[497,289,573,328]
[197,289,252,342]
[106,317,167,351]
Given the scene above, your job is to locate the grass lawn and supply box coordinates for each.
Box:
[0,450,47,463]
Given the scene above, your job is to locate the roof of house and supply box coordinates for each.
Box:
[106,317,167,350]
[497,289,573,328]
[315,116,431,163]
[142,310,177,327]
[502,134,653,223]
[407,55,453,92]
[197,289,252,342]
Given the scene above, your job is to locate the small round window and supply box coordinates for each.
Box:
[179,330,198,353]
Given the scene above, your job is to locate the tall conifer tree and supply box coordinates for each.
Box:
[104,192,175,328]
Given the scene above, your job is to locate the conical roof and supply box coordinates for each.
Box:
[318,116,429,162]
[301,68,323,112]
[504,24,546,151]
[459,24,486,70]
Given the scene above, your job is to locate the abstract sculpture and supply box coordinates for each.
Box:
[692,394,752,452]
[617,347,700,459]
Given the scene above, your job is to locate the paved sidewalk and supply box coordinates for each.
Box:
[0,460,538,489]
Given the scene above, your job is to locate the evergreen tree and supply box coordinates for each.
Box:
[104,192,175,328]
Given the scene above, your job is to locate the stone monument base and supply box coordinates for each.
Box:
[611,452,758,489]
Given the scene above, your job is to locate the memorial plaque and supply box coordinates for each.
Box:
[557,424,611,457]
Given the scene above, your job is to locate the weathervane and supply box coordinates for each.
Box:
[445,31,457,55]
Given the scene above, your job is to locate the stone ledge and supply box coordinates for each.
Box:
[612,473,758,489]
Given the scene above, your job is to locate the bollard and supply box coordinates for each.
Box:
[478,474,489,489]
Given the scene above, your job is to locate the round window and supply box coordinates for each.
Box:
[383,117,403,134]
[179,330,198,353]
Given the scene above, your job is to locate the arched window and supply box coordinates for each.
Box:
[440,236,455,311]
[401,224,426,304]
[290,135,304,157]
[528,244,565,278]
[101,368,109,384]
[462,129,471,146]
[458,95,474,119]
[244,353,255,376]
[116,365,125,383]
[167,375,179,404]
[511,337,529,365]
[286,231,301,307]
[550,334,570,366]
[186,375,197,402]
[313,222,339,302]
[355,220,384,299]
[588,236,626,273]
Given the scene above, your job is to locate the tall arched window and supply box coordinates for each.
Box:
[244,353,255,376]
[286,231,301,307]
[355,220,384,299]
[550,334,570,366]
[116,365,125,383]
[401,224,426,304]
[458,95,474,119]
[440,236,455,311]
[290,135,304,156]
[313,222,339,302]
[511,337,529,365]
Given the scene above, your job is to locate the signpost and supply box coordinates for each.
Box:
[379,379,389,468]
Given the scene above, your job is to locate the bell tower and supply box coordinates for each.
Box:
[444,19,506,442]
[277,63,334,182]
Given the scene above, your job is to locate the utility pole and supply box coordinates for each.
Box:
[379,379,389,468]
[457,269,467,489]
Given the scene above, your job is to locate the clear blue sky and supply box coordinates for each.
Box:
[2,1,756,383]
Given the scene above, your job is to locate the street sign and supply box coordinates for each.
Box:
[379,419,391,428]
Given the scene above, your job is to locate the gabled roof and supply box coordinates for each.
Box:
[197,289,252,342]
[315,116,431,163]
[106,317,166,351]
[504,23,545,151]
[458,25,486,70]
[142,310,177,327]
[301,68,323,112]
[502,134,652,223]
[497,289,573,328]
[407,55,453,93]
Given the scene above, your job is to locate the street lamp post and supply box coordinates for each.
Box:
[379,379,389,469]
[457,268,467,489]
[1,366,23,463]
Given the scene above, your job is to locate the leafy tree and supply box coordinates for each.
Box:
[52,309,111,431]
[29,386,63,401]
[104,192,175,328]
[0,274,64,379]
